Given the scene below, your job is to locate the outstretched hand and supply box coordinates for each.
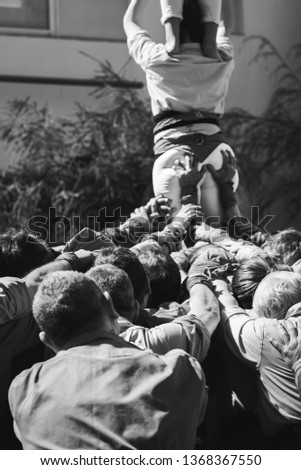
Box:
[173,154,206,186]
[172,153,206,204]
[129,195,173,232]
[206,149,236,184]
[173,203,204,230]
[145,194,172,219]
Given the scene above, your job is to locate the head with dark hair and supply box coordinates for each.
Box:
[0,226,54,278]
[86,264,139,323]
[134,246,181,308]
[33,271,118,349]
[94,247,149,307]
[232,254,292,310]
[264,228,301,266]
[253,271,301,319]
[180,0,206,45]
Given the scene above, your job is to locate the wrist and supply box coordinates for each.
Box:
[165,221,186,236]
[121,216,149,233]
[212,278,229,290]
[187,275,213,292]
[56,252,81,271]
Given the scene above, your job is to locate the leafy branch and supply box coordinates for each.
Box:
[223,36,301,220]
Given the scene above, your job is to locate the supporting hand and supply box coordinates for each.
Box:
[206,149,236,184]
[268,320,301,370]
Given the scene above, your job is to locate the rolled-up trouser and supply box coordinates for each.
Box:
[160,0,221,24]
[152,136,239,222]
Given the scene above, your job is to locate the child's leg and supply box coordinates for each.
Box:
[201,0,222,26]
[152,146,223,229]
[199,143,239,225]
[153,143,237,227]
[153,147,186,213]
[199,172,224,227]
[160,0,183,54]
[199,0,221,59]
[200,142,239,192]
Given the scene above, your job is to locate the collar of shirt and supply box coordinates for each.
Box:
[60,329,119,351]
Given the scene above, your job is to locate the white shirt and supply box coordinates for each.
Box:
[121,313,211,361]
[127,29,235,116]
[222,303,301,436]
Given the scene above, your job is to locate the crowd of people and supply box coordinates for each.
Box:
[1,200,301,450]
[1,0,300,451]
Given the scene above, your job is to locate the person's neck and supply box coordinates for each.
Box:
[59,325,117,351]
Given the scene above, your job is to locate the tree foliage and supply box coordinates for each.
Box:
[223,36,301,220]
[1,37,300,241]
[0,63,154,242]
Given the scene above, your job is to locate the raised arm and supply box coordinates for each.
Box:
[121,281,218,363]
[0,253,86,325]
[186,250,227,336]
[123,0,150,38]
[189,283,220,336]
[24,250,96,304]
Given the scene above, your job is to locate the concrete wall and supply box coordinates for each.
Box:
[1,1,300,126]
[228,0,301,115]
[1,0,300,115]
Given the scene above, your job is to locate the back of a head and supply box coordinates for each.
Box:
[180,0,206,45]
[264,228,301,266]
[253,270,301,319]
[235,244,266,263]
[86,264,137,322]
[0,226,53,277]
[232,254,291,310]
[136,247,181,308]
[94,247,149,306]
[33,271,105,347]
[131,240,162,256]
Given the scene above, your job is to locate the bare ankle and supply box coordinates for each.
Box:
[164,18,181,54]
[201,42,219,59]
[201,22,219,59]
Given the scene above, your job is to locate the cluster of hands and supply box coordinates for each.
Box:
[129,195,203,233]
[56,213,301,378]
[171,148,236,188]
[128,149,236,232]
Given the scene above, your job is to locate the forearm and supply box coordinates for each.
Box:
[214,280,258,365]
[152,222,186,253]
[23,256,80,300]
[0,278,32,324]
[213,279,238,311]
[0,257,81,324]
[195,222,229,244]
[123,0,149,36]
[189,284,220,336]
